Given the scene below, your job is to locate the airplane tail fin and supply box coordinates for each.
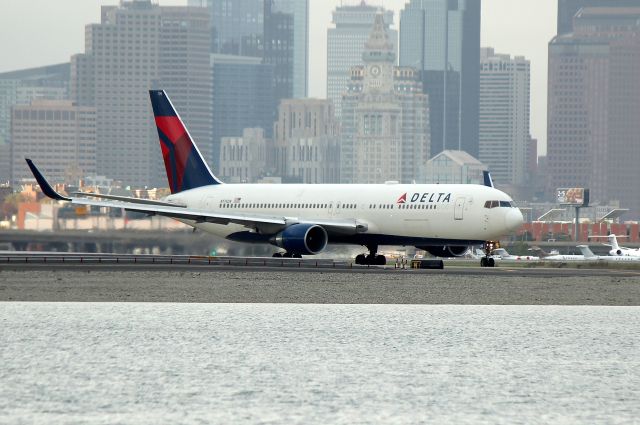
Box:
[491,248,509,259]
[577,245,597,259]
[482,170,494,188]
[608,234,621,251]
[529,246,548,258]
[149,90,221,193]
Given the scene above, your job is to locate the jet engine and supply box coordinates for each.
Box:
[417,245,469,258]
[610,249,623,256]
[270,224,328,255]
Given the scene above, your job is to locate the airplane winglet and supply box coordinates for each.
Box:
[25,158,71,201]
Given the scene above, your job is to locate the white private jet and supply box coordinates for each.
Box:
[591,235,640,258]
[577,245,640,262]
[26,90,523,267]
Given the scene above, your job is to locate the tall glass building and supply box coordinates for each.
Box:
[211,54,276,169]
[399,0,481,158]
[264,0,309,99]
[189,0,308,99]
[187,0,264,56]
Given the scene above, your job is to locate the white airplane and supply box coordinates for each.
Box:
[25,90,523,267]
[490,248,540,261]
[537,251,589,262]
[577,245,640,262]
[592,235,640,258]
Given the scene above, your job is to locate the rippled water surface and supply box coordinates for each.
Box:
[1,303,639,424]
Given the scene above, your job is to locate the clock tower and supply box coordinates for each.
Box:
[341,13,429,184]
[362,13,395,93]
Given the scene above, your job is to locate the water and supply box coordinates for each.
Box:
[1,303,639,424]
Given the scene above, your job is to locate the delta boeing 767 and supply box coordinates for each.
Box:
[26,90,523,267]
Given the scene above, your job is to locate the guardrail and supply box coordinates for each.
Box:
[0,253,365,269]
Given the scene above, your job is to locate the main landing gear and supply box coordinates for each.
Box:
[272,252,302,258]
[355,244,386,266]
[480,241,498,267]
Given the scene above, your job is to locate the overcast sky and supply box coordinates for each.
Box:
[0,0,556,154]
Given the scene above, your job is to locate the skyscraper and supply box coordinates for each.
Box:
[341,14,429,184]
[211,54,276,169]
[327,3,396,118]
[264,0,309,99]
[190,0,308,100]
[479,48,531,190]
[11,100,96,184]
[399,0,481,158]
[72,1,212,187]
[188,0,264,56]
[557,0,640,35]
[0,63,70,184]
[548,7,640,214]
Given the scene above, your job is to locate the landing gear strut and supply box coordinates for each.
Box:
[355,244,386,266]
[480,241,497,267]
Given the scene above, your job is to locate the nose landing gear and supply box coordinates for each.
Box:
[481,241,498,267]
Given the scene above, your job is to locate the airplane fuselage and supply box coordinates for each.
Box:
[167,182,523,247]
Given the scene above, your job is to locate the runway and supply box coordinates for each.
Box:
[1,253,639,305]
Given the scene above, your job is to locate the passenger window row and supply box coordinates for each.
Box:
[218,203,358,209]
[398,204,437,210]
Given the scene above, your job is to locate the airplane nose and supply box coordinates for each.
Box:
[505,208,524,232]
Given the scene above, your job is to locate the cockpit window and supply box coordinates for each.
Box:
[484,200,499,209]
[484,200,514,209]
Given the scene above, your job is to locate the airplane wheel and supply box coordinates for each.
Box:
[355,254,366,265]
[480,257,487,267]
[376,255,386,266]
[488,258,495,267]
[273,252,282,258]
[283,252,293,258]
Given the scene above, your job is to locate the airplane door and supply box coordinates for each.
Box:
[454,197,465,220]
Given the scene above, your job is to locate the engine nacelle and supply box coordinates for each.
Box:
[418,245,469,258]
[270,224,328,255]
[610,249,623,256]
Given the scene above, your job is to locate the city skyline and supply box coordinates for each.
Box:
[0,0,555,154]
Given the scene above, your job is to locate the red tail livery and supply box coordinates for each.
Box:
[149,90,221,193]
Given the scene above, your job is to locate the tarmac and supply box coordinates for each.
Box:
[1,261,640,305]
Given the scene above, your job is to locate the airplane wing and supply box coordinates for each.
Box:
[72,191,187,208]
[26,159,359,235]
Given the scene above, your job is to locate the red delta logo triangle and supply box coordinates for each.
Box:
[397,193,407,204]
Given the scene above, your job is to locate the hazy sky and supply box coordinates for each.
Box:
[0,0,556,154]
